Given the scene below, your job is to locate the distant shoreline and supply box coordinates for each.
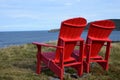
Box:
[48,29,59,32]
[48,19,120,32]
[0,41,120,49]
[48,29,119,32]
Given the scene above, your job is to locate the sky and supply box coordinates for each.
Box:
[0,0,120,31]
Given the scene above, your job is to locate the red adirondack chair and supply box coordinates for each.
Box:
[33,17,87,80]
[74,20,115,73]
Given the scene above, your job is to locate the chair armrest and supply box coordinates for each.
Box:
[60,37,84,42]
[32,42,63,49]
[88,36,112,42]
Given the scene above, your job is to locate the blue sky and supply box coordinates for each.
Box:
[0,0,120,31]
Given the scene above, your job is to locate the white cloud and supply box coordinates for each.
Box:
[64,2,73,6]
[7,13,39,19]
[48,0,56,1]
[0,4,13,8]
[0,8,41,19]
[76,0,80,2]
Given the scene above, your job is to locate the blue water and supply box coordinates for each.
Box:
[0,31,58,48]
[0,31,120,48]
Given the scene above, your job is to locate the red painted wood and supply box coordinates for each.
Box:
[55,17,86,62]
[33,17,87,80]
[74,19,115,73]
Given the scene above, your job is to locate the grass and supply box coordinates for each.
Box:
[0,42,120,80]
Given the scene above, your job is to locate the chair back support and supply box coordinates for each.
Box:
[88,20,115,39]
[55,17,87,61]
[85,20,115,57]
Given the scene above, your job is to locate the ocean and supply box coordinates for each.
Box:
[0,31,120,48]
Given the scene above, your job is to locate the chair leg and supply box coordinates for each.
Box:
[60,76,63,80]
[83,61,90,73]
[60,69,64,80]
[86,63,90,73]
[77,64,83,76]
[36,54,41,74]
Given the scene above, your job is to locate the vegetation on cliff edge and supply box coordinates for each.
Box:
[0,42,120,80]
